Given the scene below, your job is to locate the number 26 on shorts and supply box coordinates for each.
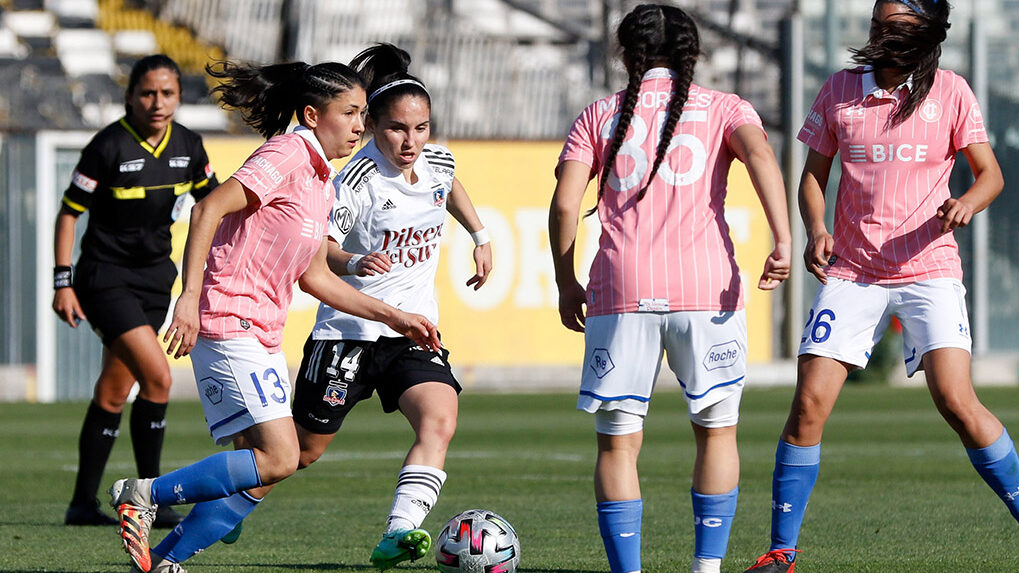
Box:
[801,308,835,344]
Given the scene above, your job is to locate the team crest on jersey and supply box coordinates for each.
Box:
[239,318,251,330]
[432,184,447,207]
[333,206,354,234]
[323,383,347,406]
[168,156,191,168]
[119,159,145,172]
[919,99,943,123]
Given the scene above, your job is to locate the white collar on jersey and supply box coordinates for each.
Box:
[292,125,337,177]
[860,65,914,100]
[642,67,679,81]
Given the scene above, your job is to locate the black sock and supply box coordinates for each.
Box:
[130,397,168,478]
[70,402,121,507]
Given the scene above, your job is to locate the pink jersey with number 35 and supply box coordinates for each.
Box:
[559,67,764,316]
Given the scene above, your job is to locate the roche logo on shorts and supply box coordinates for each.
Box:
[239,318,251,330]
[703,341,741,371]
[201,377,224,405]
[589,348,615,379]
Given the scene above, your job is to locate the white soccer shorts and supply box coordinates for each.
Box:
[191,336,293,446]
[798,277,972,376]
[579,310,747,427]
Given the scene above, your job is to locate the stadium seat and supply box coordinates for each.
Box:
[55,28,116,76]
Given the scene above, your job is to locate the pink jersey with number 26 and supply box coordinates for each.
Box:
[559,68,765,316]
[798,68,988,284]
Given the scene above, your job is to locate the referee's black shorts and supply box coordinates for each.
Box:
[73,258,177,347]
[292,334,461,435]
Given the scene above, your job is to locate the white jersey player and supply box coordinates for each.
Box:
[291,43,492,572]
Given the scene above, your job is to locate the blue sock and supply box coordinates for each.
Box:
[966,428,1019,522]
[692,487,738,560]
[597,499,642,573]
[770,440,820,552]
[155,492,261,563]
[151,450,261,506]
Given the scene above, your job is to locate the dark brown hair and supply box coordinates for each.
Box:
[591,3,700,216]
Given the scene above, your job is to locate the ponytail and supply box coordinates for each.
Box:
[349,43,430,122]
[207,60,364,139]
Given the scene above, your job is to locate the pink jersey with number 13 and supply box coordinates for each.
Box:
[558,67,765,316]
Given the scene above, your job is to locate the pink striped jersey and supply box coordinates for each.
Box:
[199,127,335,351]
[798,67,988,284]
[558,67,765,316]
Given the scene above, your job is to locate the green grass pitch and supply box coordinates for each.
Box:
[1,385,1017,572]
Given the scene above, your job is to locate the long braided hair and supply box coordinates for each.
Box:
[207,60,365,139]
[850,0,951,127]
[590,3,700,216]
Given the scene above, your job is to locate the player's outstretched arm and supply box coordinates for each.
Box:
[164,177,255,358]
[447,177,492,290]
[729,124,792,290]
[798,149,835,284]
[549,160,591,333]
[300,240,440,351]
[52,206,87,327]
[938,142,1004,234]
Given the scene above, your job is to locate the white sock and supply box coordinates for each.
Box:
[691,557,721,573]
[385,464,446,533]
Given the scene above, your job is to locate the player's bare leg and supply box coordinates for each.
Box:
[923,347,1002,448]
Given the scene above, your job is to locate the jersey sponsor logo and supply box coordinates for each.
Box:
[72,169,98,192]
[919,99,943,123]
[703,340,740,371]
[970,102,983,124]
[846,143,929,163]
[239,318,251,330]
[341,157,379,192]
[333,206,354,234]
[119,158,145,172]
[806,109,824,127]
[589,348,615,379]
[301,217,324,239]
[432,183,446,207]
[200,377,224,405]
[381,199,397,210]
[840,106,866,121]
[381,223,444,268]
[251,155,284,185]
[168,156,191,168]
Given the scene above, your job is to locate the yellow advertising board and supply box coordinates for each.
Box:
[171,138,777,372]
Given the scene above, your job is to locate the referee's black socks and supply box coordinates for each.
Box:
[71,401,121,506]
[130,397,168,478]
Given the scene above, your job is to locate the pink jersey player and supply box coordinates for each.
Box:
[550,6,791,573]
[746,2,1015,572]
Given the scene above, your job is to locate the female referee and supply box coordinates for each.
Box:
[55,54,215,528]
[745,2,1016,572]
[288,43,492,571]
[107,60,440,573]
[550,5,791,573]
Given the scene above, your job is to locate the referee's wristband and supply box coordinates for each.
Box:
[54,265,73,289]
[346,254,364,275]
[470,227,491,246]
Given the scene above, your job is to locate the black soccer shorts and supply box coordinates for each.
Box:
[292,334,461,434]
[73,259,176,346]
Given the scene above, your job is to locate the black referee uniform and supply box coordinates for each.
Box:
[63,117,219,344]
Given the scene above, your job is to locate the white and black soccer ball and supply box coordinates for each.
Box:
[435,509,520,573]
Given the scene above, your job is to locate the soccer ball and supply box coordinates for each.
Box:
[435,509,520,573]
